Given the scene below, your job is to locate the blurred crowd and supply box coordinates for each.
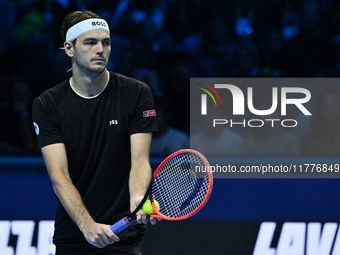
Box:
[0,0,340,157]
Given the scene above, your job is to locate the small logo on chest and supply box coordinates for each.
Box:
[109,120,118,125]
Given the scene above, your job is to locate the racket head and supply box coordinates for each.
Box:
[150,149,213,221]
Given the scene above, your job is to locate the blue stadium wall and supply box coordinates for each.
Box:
[1,157,340,255]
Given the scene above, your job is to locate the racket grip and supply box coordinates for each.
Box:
[110,217,134,234]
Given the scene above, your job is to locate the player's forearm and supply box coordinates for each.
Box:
[52,176,95,231]
[129,161,151,204]
[51,176,120,247]
[129,133,152,205]
[41,144,95,231]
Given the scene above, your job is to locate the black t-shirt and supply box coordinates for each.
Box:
[32,71,158,244]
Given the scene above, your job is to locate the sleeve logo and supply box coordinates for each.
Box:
[33,122,39,135]
[143,110,156,117]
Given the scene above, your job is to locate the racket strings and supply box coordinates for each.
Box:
[152,152,210,218]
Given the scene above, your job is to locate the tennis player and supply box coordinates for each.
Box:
[32,10,158,254]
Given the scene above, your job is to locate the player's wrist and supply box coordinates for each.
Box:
[78,217,96,233]
[130,196,143,206]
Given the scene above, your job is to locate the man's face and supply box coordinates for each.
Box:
[72,30,111,74]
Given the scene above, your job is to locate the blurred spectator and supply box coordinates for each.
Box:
[259,28,285,77]
[48,49,72,88]
[200,15,235,77]
[228,39,261,77]
[14,3,51,83]
[150,96,189,156]
[132,15,162,68]
[131,67,162,96]
[109,36,132,71]
[162,0,207,42]
[15,7,46,42]
[283,2,336,76]
[114,48,138,77]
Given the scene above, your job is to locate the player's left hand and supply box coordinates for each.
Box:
[130,199,158,225]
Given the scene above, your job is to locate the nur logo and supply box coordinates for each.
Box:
[198,84,222,115]
[199,84,311,116]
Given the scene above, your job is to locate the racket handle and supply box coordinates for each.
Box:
[110,217,135,234]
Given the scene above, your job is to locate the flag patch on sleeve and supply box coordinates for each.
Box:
[143,110,156,117]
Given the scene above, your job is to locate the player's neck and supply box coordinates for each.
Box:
[70,69,109,98]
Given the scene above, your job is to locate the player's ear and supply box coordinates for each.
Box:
[64,41,74,57]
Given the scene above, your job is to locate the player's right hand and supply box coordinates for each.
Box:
[81,221,120,248]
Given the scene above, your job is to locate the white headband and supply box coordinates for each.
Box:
[66,18,110,41]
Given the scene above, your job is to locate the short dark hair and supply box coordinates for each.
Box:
[60,10,102,41]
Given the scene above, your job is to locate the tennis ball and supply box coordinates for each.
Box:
[142,199,160,215]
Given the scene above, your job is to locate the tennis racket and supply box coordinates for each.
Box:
[110,149,213,234]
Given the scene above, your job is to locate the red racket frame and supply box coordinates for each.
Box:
[150,149,213,221]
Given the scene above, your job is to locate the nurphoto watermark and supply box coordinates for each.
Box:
[190,78,340,178]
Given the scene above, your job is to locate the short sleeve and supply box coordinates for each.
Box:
[32,96,64,148]
[129,83,158,135]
